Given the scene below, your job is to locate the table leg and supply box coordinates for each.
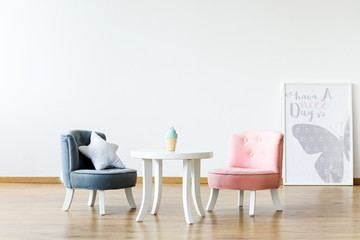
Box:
[136,158,152,222]
[151,159,162,215]
[191,159,205,217]
[183,159,193,224]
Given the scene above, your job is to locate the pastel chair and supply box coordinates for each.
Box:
[206,131,284,216]
[61,130,137,215]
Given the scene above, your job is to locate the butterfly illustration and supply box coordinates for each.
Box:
[292,118,351,183]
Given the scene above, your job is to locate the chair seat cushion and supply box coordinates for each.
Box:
[208,168,280,190]
[70,168,137,190]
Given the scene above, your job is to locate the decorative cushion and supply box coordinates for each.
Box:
[78,131,125,170]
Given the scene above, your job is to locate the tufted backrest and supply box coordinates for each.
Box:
[60,130,106,188]
[228,131,284,173]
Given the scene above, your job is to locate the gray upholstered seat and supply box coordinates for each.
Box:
[70,168,137,190]
[61,130,137,215]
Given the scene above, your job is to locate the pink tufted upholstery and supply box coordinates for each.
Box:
[206,131,284,216]
[208,131,284,190]
[208,168,279,190]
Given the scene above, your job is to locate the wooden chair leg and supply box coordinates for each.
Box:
[99,190,105,216]
[62,188,74,211]
[88,190,97,207]
[238,190,244,207]
[206,188,219,211]
[249,190,256,216]
[270,189,283,211]
[125,188,136,209]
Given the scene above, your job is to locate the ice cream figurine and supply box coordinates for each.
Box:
[166,127,178,151]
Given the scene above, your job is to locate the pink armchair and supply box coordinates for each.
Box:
[206,131,284,216]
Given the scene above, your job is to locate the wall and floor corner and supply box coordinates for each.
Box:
[1,1,360,182]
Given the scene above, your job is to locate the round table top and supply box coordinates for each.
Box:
[130,149,213,160]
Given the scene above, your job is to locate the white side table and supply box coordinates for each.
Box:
[131,150,213,224]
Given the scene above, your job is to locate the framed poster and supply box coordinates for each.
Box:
[284,83,353,185]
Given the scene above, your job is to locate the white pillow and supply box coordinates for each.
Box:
[78,132,126,170]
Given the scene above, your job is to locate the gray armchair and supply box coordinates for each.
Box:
[61,130,137,215]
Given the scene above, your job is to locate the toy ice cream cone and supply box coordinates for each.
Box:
[166,127,178,151]
[166,138,177,151]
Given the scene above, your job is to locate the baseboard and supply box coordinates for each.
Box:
[0,177,61,183]
[354,178,360,185]
[1,177,359,185]
[0,176,208,184]
[136,177,208,184]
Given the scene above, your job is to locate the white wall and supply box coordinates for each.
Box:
[1,0,360,178]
